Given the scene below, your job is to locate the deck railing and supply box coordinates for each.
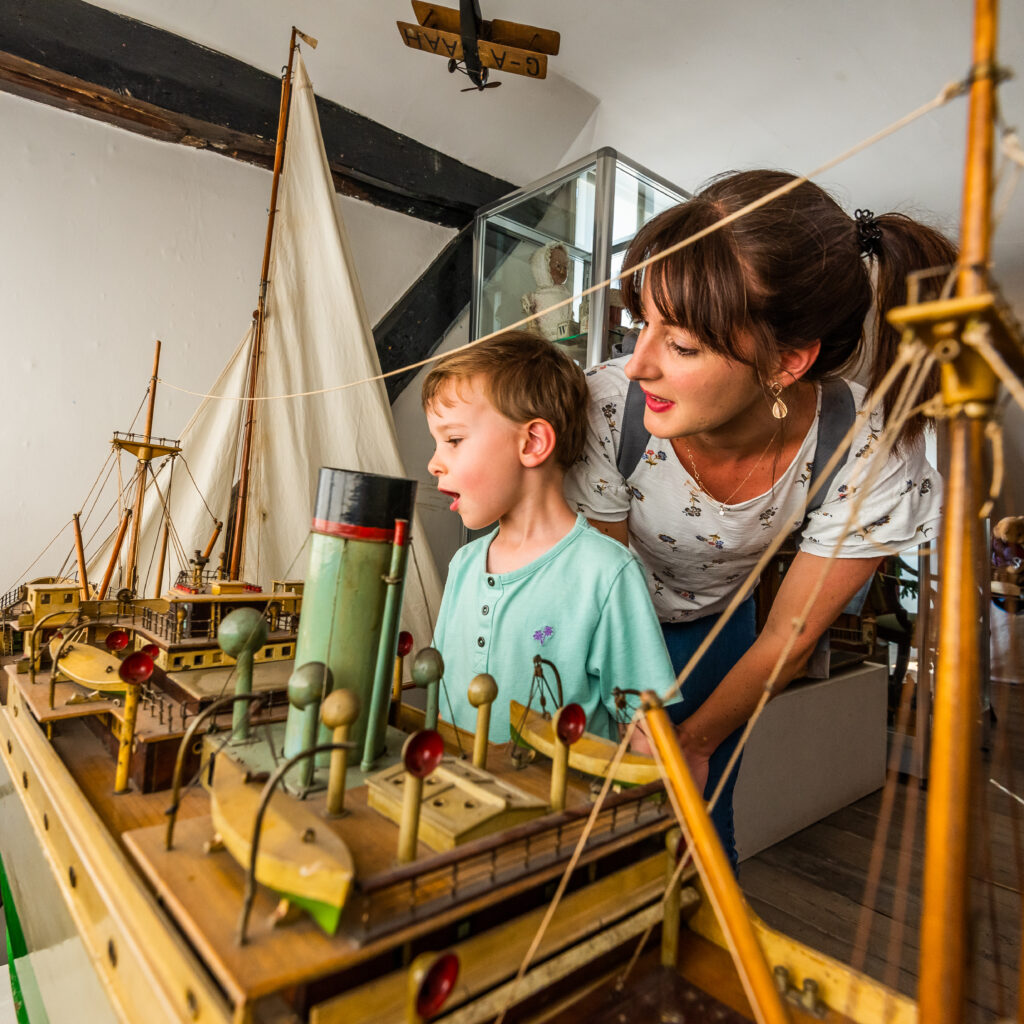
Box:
[350,780,669,941]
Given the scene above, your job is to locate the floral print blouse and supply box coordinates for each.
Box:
[563,359,943,624]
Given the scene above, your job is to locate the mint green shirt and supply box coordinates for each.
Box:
[432,515,678,743]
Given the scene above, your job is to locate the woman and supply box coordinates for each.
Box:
[564,170,953,867]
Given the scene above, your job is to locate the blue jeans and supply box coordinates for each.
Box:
[662,598,757,872]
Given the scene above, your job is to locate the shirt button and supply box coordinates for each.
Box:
[487,576,495,586]
[482,605,489,615]
[477,636,485,648]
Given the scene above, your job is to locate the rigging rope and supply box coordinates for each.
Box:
[178,454,218,524]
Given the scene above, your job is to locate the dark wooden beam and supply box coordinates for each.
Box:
[0,0,515,227]
[376,226,474,402]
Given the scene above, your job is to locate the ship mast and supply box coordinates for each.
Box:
[910,1,1000,1019]
[228,27,317,580]
[109,339,181,597]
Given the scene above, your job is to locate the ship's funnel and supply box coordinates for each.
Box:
[284,467,417,770]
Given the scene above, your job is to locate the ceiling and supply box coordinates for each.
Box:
[98,0,1024,303]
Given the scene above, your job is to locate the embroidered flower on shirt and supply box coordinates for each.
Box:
[898,479,915,496]
[601,402,619,432]
[594,478,609,495]
[759,507,778,529]
[798,461,813,486]
[854,514,892,540]
[696,534,725,550]
[920,478,932,496]
[532,625,554,646]
[642,449,667,467]
[837,484,850,501]
[658,534,677,551]
[651,574,665,597]
[915,522,934,537]
[628,486,645,502]
[682,503,702,517]
[855,431,879,458]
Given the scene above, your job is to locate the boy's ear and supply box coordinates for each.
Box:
[776,340,821,383]
[520,418,557,468]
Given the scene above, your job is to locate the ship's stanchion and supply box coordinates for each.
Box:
[397,730,444,864]
[218,607,269,745]
[392,630,415,705]
[406,950,460,1023]
[662,828,683,968]
[322,689,360,816]
[287,662,334,788]
[411,648,444,731]
[467,673,498,768]
[549,703,585,812]
[114,650,155,794]
[361,519,409,772]
[641,690,790,1024]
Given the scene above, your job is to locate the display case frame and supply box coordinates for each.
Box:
[471,147,688,367]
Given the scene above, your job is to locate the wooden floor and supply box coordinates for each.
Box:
[741,678,1024,1023]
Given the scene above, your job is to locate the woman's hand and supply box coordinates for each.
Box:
[676,726,711,793]
[628,716,710,794]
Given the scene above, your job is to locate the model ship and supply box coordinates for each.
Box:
[1,4,1021,1023]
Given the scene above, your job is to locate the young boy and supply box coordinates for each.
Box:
[423,331,677,744]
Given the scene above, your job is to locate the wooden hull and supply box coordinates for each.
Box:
[0,664,918,1024]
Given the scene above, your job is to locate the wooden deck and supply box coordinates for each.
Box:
[741,678,1024,1023]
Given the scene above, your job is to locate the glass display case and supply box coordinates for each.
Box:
[471,148,688,366]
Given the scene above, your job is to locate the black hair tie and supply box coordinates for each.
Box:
[854,208,883,259]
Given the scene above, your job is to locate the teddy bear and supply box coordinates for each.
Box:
[521,242,578,346]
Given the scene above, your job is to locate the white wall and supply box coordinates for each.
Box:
[0,90,454,591]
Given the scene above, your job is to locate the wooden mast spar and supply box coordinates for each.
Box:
[913,1,1000,1020]
[228,27,318,581]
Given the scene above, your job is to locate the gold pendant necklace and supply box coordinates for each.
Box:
[682,433,778,516]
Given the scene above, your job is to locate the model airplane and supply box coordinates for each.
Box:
[396,0,559,91]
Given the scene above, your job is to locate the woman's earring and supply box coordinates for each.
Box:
[769,381,788,420]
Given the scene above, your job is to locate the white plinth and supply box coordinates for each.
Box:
[733,661,888,862]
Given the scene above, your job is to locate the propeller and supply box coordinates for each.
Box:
[447,58,502,91]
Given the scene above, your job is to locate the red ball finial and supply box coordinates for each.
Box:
[105,629,130,651]
[403,730,444,779]
[397,630,415,657]
[415,952,459,1019]
[118,651,154,685]
[556,703,586,745]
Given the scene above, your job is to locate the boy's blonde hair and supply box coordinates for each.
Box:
[422,332,587,469]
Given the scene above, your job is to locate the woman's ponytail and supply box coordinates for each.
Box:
[869,213,958,444]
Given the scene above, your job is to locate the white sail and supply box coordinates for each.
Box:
[88,53,442,640]
[84,330,249,595]
[242,52,442,634]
